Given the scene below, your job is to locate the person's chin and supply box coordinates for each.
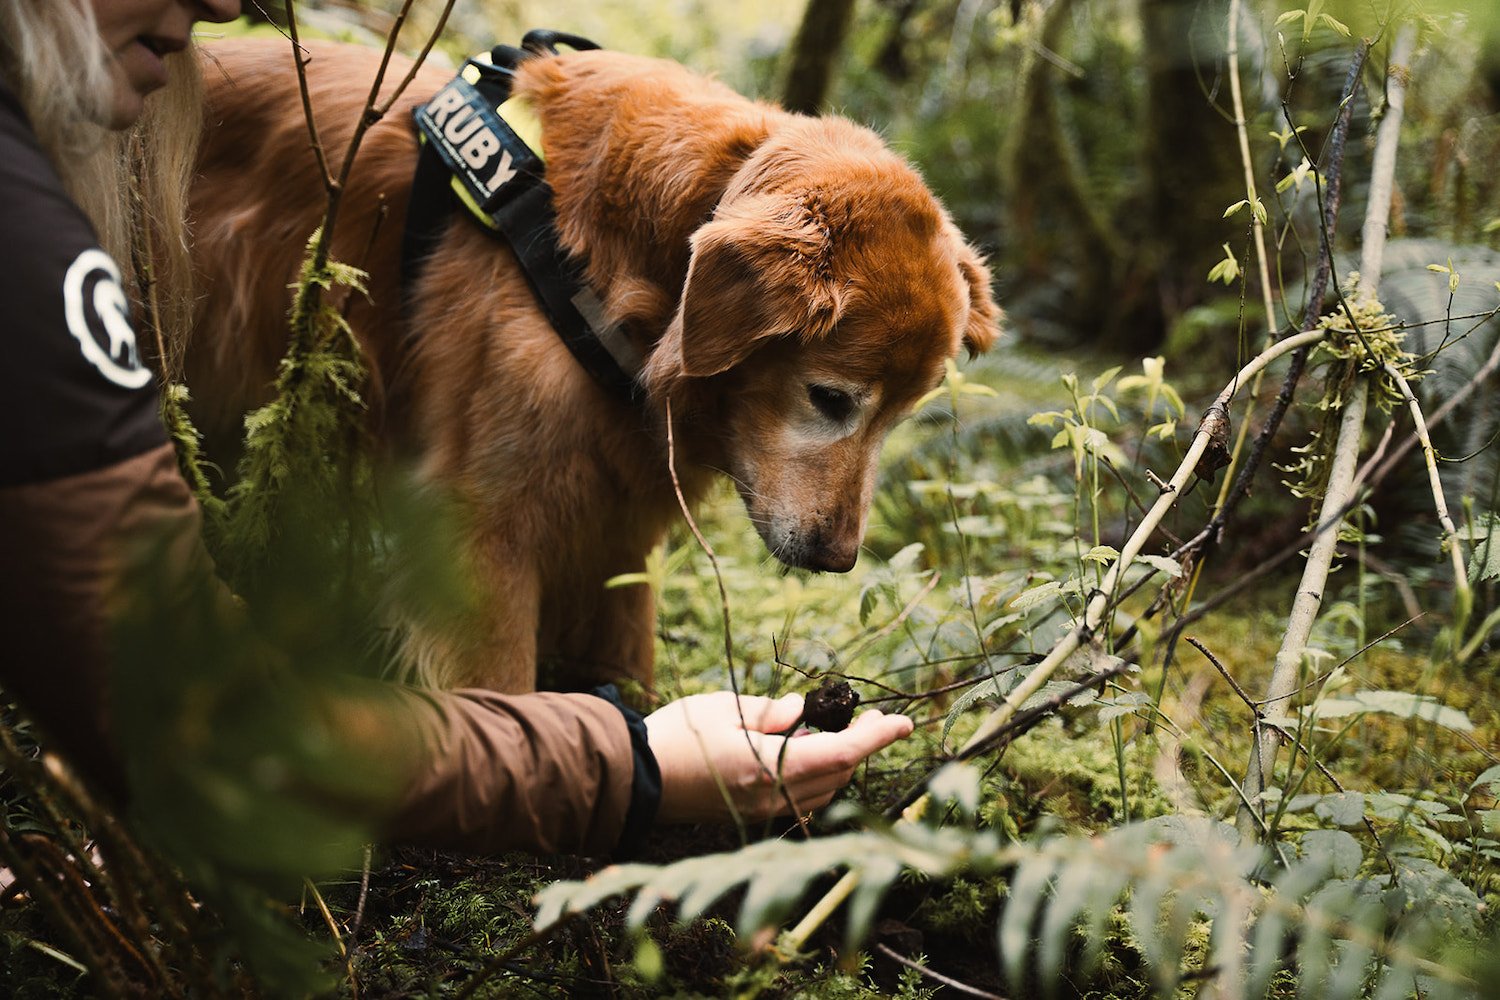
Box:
[105,51,166,130]
[105,89,147,130]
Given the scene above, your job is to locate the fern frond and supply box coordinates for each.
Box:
[535,768,1483,999]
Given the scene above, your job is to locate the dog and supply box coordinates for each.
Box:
[187,36,1000,693]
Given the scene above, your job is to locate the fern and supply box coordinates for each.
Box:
[534,764,1484,999]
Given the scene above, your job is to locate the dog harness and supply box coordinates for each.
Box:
[400,30,642,400]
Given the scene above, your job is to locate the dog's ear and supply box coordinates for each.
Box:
[952,232,1002,359]
[644,198,842,388]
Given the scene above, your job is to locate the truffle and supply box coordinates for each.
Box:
[803,679,859,733]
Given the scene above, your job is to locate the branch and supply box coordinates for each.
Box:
[1236,26,1414,838]
[1227,0,1278,348]
[1383,363,1471,635]
[1358,25,1417,291]
[874,943,1009,999]
[785,328,1327,950]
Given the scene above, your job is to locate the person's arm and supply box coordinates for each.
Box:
[0,439,652,854]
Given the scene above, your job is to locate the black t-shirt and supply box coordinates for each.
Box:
[0,79,165,487]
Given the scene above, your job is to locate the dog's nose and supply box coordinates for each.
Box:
[804,536,859,573]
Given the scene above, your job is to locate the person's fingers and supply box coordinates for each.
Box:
[745,783,841,820]
[776,710,915,780]
[736,692,805,733]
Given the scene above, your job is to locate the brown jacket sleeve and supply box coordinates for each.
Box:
[0,442,639,856]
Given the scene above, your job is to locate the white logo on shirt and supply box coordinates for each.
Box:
[63,248,151,390]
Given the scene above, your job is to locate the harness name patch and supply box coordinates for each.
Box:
[416,78,530,203]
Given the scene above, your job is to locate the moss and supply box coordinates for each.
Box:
[991,720,1177,831]
[911,876,1002,944]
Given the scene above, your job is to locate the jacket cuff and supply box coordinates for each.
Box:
[589,684,661,858]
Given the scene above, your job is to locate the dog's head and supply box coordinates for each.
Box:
[644,118,1000,572]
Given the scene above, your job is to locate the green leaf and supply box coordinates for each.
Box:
[1310,690,1474,732]
[1299,830,1363,878]
[1009,580,1063,612]
[927,763,982,817]
[1319,13,1350,35]
[858,585,880,626]
[1136,554,1183,578]
[942,674,1009,748]
[999,857,1058,986]
[1468,764,1500,796]
[845,855,903,953]
[1320,795,1365,828]
[1208,243,1241,285]
[1466,513,1500,582]
[1096,691,1153,722]
[888,542,925,571]
[1090,366,1122,394]
[634,936,663,982]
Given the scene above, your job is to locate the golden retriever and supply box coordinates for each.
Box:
[187,37,1000,693]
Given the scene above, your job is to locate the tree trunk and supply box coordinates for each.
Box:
[1138,0,1243,345]
[783,0,860,114]
[1004,0,1133,346]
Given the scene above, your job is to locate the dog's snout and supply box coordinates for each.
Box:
[805,544,858,574]
[796,520,860,573]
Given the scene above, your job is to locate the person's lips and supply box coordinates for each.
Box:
[138,34,188,57]
[127,35,184,90]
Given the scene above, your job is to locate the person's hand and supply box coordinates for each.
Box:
[643,691,914,824]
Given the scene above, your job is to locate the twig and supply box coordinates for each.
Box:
[284,0,455,293]
[454,914,577,1000]
[1384,364,1469,605]
[351,844,373,942]
[305,878,357,1000]
[883,659,1134,819]
[1116,41,1376,661]
[1238,378,1369,836]
[874,943,1008,999]
[784,328,1328,950]
[1227,0,1279,347]
[1359,309,1500,489]
[841,571,942,665]
[1185,636,1258,712]
[282,0,333,191]
[1237,27,1410,838]
[664,400,810,838]
[1259,614,1422,707]
[1359,25,1417,291]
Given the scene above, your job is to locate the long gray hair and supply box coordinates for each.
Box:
[0,0,204,370]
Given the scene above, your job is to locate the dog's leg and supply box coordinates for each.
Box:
[400,542,542,692]
[546,581,657,696]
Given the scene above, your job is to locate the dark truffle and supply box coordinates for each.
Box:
[803,679,859,733]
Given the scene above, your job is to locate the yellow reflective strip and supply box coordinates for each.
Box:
[450,177,500,230]
[461,63,481,84]
[497,95,545,163]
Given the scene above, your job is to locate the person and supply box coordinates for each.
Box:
[0,0,914,858]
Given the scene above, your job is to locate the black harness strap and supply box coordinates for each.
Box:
[399,31,642,402]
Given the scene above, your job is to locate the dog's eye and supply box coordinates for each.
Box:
[807,384,855,422]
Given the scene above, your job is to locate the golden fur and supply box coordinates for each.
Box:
[188,38,1000,692]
